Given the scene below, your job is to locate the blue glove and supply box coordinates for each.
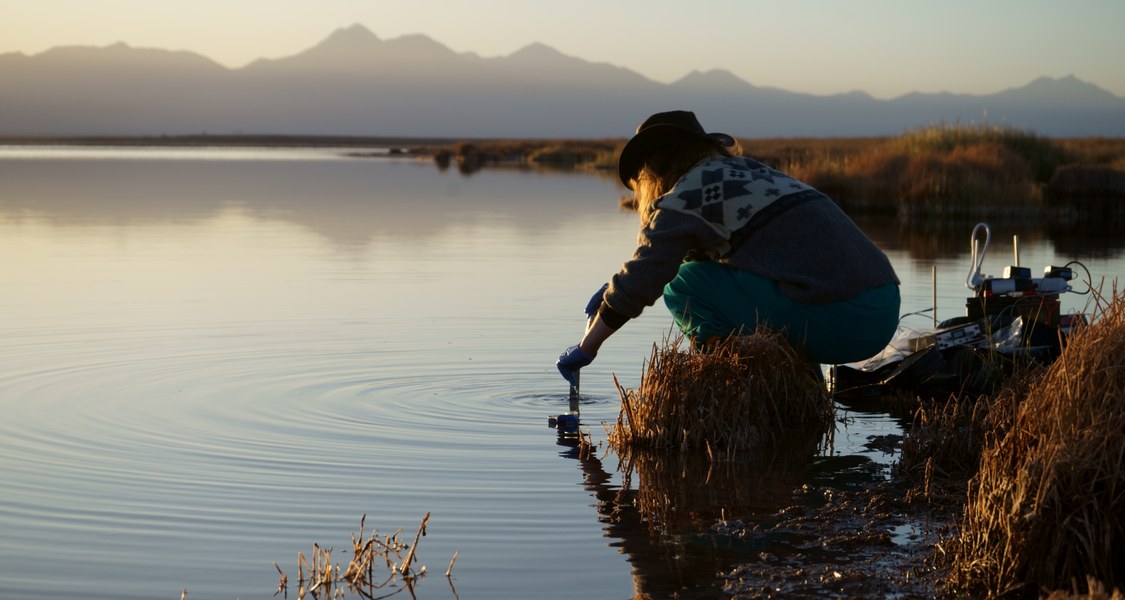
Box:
[557,345,595,387]
[584,283,609,318]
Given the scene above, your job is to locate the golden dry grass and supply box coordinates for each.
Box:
[1057,137,1125,172]
[778,125,1065,216]
[943,288,1125,598]
[271,514,448,599]
[607,331,832,458]
[422,129,1125,219]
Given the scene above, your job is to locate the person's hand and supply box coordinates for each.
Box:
[556,344,595,386]
[584,283,608,318]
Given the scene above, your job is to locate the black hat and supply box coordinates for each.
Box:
[617,110,735,189]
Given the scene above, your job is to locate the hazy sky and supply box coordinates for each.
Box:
[4,0,1124,99]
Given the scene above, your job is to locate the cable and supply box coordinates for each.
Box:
[1063,260,1093,296]
[898,307,935,323]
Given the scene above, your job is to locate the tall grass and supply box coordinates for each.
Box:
[426,129,1123,219]
[778,123,1076,217]
[1054,137,1125,172]
[943,288,1125,597]
[894,123,1072,183]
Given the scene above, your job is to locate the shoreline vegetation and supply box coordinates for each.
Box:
[7,124,1123,227]
[415,124,1125,228]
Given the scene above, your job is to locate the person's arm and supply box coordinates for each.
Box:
[556,209,722,384]
[556,290,620,386]
[578,312,617,356]
[600,210,724,321]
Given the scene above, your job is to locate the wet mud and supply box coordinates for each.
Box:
[716,478,956,598]
[565,411,961,599]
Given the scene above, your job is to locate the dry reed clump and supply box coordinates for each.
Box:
[607,331,832,458]
[899,142,1036,203]
[893,122,1071,183]
[1057,137,1125,170]
[272,513,456,599]
[945,288,1125,598]
[768,123,1071,217]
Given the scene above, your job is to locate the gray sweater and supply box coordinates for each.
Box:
[599,155,899,328]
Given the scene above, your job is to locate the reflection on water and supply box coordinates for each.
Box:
[858,213,1125,263]
[569,445,806,598]
[0,144,388,162]
[1,147,1123,599]
[0,148,620,249]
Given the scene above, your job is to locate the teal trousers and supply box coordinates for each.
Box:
[663,261,900,364]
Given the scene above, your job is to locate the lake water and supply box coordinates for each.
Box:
[2,146,1123,599]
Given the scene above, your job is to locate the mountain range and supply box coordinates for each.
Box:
[2,24,1123,138]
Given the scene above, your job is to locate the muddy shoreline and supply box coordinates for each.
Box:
[716,459,959,598]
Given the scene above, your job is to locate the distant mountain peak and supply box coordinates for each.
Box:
[510,42,562,57]
[245,23,386,70]
[671,69,786,95]
[675,68,746,85]
[996,74,1119,105]
[834,89,876,100]
[1024,74,1081,88]
[384,33,459,56]
[503,42,586,67]
[326,23,380,43]
[309,23,382,53]
[33,41,224,71]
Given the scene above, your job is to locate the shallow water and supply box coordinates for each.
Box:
[1,147,1122,599]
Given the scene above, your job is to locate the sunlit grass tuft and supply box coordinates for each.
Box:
[607,331,832,458]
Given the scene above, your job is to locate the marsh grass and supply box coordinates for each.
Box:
[941,287,1125,597]
[428,138,619,174]
[747,126,1124,222]
[272,513,449,599]
[774,124,1073,219]
[426,129,1125,221]
[1056,138,1125,172]
[894,123,1071,183]
[893,375,1031,505]
[607,331,832,457]
[601,330,828,539]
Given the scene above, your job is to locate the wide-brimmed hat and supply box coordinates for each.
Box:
[618,110,735,189]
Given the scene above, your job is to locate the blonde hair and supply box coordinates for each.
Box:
[629,138,740,224]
